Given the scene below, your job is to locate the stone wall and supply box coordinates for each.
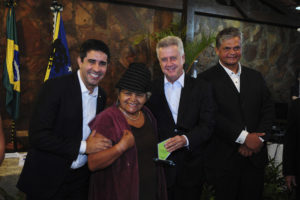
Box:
[192,15,300,102]
[0,0,174,143]
[0,0,299,148]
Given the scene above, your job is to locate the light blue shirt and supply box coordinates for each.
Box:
[164,72,185,124]
[70,70,98,169]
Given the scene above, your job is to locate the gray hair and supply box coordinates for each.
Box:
[156,36,184,59]
[216,27,242,48]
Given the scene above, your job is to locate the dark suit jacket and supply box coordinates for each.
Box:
[17,72,106,198]
[290,80,299,98]
[283,99,300,178]
[199,64,274,172]
[147,74,215,188]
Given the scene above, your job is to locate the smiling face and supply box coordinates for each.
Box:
[77,50,108,92]
[157,45,184,83]
[118,89,147,116]
[216,36,242,71]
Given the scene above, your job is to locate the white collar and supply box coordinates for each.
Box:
[164,71,185,88]
[219,60,241,76]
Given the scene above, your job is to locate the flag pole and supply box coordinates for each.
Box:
[5,0,15,8]
[51,0,63,16]
[50,0,63,38]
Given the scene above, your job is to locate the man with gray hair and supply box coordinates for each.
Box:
[200,27,274,200]
[148,36,215,199]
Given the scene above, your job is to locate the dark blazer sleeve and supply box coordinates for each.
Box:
[283,99,300,176]
[185,78,216,150]
[256,73,274,140]
[29,76,82,161]
[290,80,299,98]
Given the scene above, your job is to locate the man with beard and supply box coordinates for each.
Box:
[147,36,215,200]
[200,27,274,200]
[17,39,112,200]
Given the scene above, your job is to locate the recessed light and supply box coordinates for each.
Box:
[297,28,300,32]
[296,6,300,10]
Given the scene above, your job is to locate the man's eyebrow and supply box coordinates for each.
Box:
[99,61,107,65]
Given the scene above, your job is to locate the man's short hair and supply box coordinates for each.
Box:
[156,36,184,59]
[79,39,110,63]
[216,27,242,48]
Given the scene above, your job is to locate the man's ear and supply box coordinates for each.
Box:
[215,47,219,56]
[182,54,185,63]
[77,57,82,68]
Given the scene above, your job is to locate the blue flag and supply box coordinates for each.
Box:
[3,6,20,120]
[44,12,71,81]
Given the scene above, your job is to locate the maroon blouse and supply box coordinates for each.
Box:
[88,105,167,200]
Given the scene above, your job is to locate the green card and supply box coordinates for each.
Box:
[158,139,171,160]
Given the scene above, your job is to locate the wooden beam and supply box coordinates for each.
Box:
[89,0,183,11]
[231,0,250,19]
[194,1,300,28]
[260,0,289,15]
[245,10,300,27]
[182,0,195,42]
[87,0,300,28]
[193,2,243,19]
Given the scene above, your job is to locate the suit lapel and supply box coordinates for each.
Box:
[96,89,103,113]
[215,64,240,96]
[70,72,83,124]
[240,66,249,102]
[177,75,192,125]
[158,77,176,125]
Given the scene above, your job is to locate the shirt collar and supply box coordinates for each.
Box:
[164,71,185,88]
[77,70,98,97]
[219,60,241,77]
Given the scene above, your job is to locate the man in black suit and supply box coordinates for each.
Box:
[200,27,274,200]
[147,36,215,200]
[283,98,300,198]
[17,39,112,200]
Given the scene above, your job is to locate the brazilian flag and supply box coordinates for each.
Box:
[3,6,20,120]
[44,11,71,81]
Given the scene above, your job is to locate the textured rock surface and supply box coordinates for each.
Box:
[193,15,300,103]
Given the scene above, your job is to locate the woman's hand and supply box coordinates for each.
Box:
[116,130,135,153]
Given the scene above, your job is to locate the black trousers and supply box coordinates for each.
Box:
[208,158,265,200]
[167,182,203,200]
[27,165,90,200]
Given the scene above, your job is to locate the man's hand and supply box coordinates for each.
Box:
[164,135,187,153]
[285,175,297,191]
[116,130,135,153]
[244,132,265,153]
[86,130,112,154]
[238,144,253,157]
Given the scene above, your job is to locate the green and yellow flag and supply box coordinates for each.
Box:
[3,5,20,120]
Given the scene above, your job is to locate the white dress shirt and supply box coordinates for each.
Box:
[71,70,98,169]
[164,72,189,145]
[164,73,184,124]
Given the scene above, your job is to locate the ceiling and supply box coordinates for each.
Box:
[90,0,300,28]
